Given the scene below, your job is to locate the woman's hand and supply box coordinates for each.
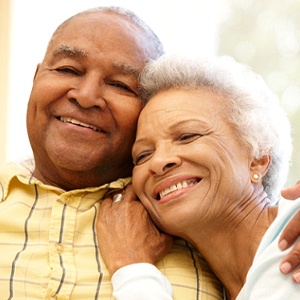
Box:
[279,181,300,283]
[97,184,173,276]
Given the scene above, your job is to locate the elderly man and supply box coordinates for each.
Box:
[0,6,223,299]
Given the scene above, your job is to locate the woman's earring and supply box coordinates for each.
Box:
[252,174,259,180]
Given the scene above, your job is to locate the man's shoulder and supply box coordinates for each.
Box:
[1,157,34,176]
[0,157,35,202]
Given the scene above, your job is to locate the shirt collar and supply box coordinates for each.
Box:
[0,158,132,202]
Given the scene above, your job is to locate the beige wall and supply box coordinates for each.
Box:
[0,0,10,167]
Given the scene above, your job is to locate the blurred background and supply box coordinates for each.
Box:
[1,0,299,187]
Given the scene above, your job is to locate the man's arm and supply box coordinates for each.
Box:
[279,181,300,282]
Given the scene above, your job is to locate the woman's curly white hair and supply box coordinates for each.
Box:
[139,54,292,203]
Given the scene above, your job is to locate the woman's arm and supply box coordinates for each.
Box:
[97,184,174,299]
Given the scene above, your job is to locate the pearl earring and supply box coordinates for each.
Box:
[253,174,259,180]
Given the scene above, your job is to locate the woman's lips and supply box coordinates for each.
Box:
[157,178,201,200]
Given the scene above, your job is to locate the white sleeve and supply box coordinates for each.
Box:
[111,263,173,300]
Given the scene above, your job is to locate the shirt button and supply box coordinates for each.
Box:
[64,196,73,204]
[56,243,64,254]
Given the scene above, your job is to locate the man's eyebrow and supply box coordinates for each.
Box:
[52,45,141,77]
[53,44,88,58]
[112,61,142,77]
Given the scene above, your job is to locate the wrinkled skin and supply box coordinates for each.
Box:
[97,185,173,275]
[26,7,300,289]
[27,11,154,190]
[26,9,172,279]
[132,88,274,298]
[94,77,300,288]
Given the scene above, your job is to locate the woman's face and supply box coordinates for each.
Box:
[132,88,255,235]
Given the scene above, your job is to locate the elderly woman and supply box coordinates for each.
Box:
[132,54,300,299]
[98,55,300,299]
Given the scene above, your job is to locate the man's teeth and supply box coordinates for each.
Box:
[60,117,99,131]
[159,179,198,199]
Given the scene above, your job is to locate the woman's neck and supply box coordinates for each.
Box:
[183,201,278,299]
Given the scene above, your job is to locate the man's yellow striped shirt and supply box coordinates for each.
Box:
[0,160,223,299]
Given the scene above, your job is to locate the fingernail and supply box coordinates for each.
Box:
[293,272,300,283]
[280,262,292,274]
[278,239,288,250]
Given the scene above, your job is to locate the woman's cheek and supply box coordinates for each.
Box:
[132,168,142,197]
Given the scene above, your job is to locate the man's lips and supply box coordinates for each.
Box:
[58,116,104,132]
[156,178,201,200]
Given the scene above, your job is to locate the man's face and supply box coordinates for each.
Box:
[26,11,152,189]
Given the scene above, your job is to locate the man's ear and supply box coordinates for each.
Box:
[250,155,271,182]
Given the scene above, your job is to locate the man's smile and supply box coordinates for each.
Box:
[58,116,103,132]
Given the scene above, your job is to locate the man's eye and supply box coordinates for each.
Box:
[109,82,136,95]
[56,67,80,75]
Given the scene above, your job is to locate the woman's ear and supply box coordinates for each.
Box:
[250,155,271,183]
[33,63,40,80]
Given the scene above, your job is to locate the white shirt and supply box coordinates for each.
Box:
[112,263,173,299]
[237,198,300,299]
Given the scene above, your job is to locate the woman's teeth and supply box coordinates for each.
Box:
[159,179,198,199]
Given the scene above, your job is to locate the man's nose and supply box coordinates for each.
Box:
[67,75,108,110]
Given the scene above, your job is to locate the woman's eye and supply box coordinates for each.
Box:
[179,133,200,142]
[133,152,152,165]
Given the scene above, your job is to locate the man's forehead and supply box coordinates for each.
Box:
[65,10,134,31]
[52,11,127,40]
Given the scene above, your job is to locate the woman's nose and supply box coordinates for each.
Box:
[149,148,181,176]
[68,75,108,110]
